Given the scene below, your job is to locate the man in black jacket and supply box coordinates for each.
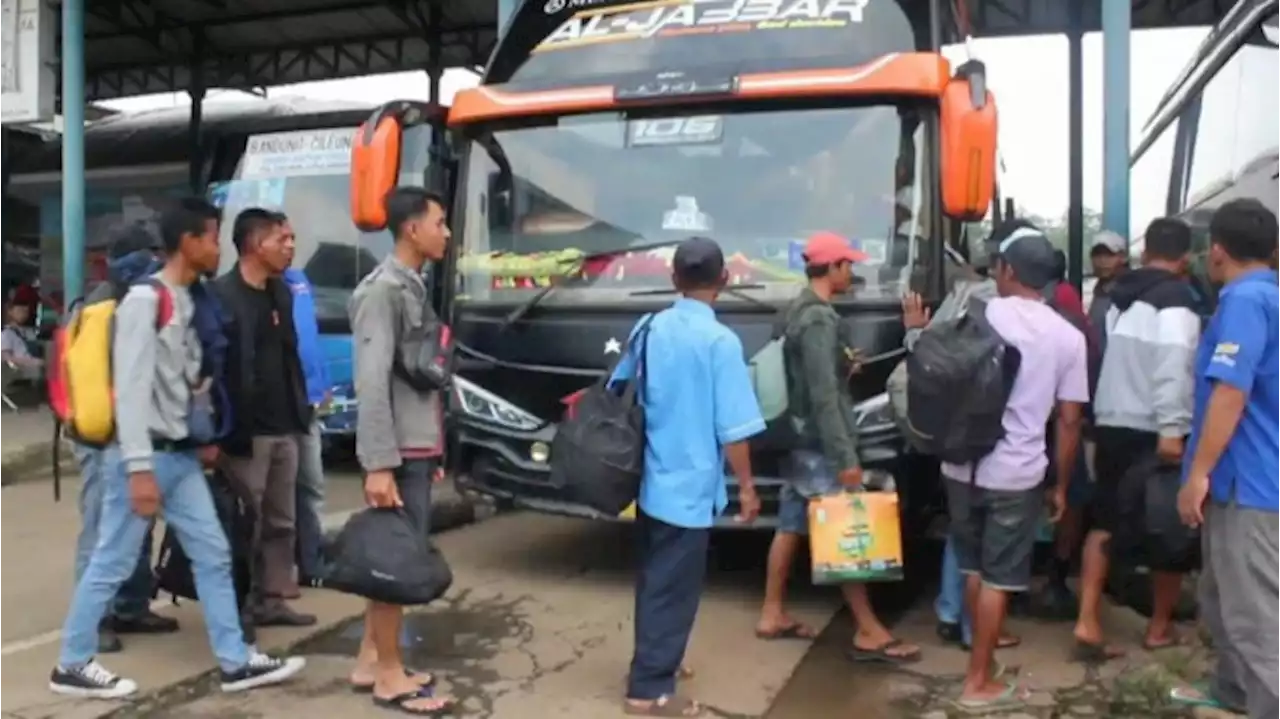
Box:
[214,209,315,627]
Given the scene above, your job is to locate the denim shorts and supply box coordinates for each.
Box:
[946,479,1042,592]
[777,450,840,536]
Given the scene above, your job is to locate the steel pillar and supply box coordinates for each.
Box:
[1101,0,1131,243]
[498,0,519,35]
[1066,1,1084,290]
[188,32,207,193]
[61,0,87,301]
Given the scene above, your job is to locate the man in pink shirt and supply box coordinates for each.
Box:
[944,227,1090,711]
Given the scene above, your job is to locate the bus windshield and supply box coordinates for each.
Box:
[455,103,932,305]
[212,126,392,329]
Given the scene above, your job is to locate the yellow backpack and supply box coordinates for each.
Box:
[49,279,173,445]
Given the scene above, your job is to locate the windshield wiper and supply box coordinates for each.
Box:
[496,238,691,332]
[630,283,774,310]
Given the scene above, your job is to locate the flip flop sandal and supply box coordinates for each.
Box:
[372,686,454,716]
[1071,640,1126,664]
[951,682,1031,713]
[1168,683,1226,710]
[845,638,922,665]
[622,694,706,717]
[1142,632,1184,652]
[755,623,818,641]
[352,668,436,694]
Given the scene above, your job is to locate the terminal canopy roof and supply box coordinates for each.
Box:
[78,0,497,101]
[73,0,1228,102]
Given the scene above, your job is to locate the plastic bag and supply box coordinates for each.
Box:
[808,489,904,585]
[326,508,453,606]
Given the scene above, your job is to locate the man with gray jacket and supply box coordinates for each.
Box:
[346,187,455,715]
[1073,217,1200,660]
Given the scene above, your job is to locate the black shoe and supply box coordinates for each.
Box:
[98,627,123,654]
[254,605,318,627]
[110,610,180,634]
[936,621,963,644]
[220,652,306,693]
[49,660,139,699]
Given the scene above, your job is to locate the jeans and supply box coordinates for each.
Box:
[295,420,327,578]
[72,446,154,619]
[935,536,973,645]
[59,447,251,672]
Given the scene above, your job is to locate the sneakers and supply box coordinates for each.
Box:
[220,651,306,693]
[49,660,139,699]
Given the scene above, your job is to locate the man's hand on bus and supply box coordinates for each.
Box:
[364,470,403,509]
[837,466,863,489]
[902,292,931,330]
[736,483,761,524]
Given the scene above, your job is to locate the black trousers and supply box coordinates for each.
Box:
[627,511,710,700]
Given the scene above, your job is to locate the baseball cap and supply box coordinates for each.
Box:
[1090,230,1126,255]
[672,236,726,285]
[106,221,162,260]
[802,231,869,266]
[995,226,1059,290]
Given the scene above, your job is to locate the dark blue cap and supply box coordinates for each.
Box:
[672,236,725,284]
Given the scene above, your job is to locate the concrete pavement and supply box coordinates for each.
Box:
[122,513,839,719]
[0,470,374,719]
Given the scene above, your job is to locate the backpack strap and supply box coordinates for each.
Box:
[143,279,175,330]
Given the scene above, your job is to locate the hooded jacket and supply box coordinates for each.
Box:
[1094,267,1200,437]
[283,268,330,406]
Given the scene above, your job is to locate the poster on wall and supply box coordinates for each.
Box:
[1,0,55,124]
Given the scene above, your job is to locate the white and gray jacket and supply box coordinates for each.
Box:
[1094,267,1200,438]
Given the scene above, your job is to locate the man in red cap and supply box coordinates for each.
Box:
[755,232,922,665]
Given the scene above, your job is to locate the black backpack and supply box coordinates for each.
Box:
[153,469,256,638]
[904,299,1021,465]
[549,314,655,516]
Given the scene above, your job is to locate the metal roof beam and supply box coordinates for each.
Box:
[82,2,444,41]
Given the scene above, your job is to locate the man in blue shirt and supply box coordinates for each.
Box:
[280,217,332,587]
[1173,199,1278,718]
[615,237,765,717]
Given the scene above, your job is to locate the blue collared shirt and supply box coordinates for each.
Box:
[1188,269,1279,511]
[611,298,766,529]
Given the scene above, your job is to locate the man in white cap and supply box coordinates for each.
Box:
[1088,230,1129,356]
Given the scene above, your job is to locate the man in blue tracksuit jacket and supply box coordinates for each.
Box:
[283,263,331,584]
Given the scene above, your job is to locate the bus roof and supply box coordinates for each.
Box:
[10,96,374,175]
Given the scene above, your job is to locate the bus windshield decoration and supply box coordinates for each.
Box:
[615,71,737,102]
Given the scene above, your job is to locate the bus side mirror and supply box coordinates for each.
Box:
[350,100,439,232]
[939,60,998,222]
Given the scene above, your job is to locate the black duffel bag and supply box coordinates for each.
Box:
[1139,456,1201,573]
[326,508,453,606]
[153,469,254,607]
[549,315,655,516]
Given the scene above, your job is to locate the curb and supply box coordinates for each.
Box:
[98,484,481,718]
[0,438,71,487]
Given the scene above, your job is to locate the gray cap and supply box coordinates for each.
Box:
[996,227,1058,290]
[1090,230,1126,255]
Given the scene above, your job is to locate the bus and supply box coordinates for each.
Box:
[1128,0,1277,275]
[3,97,424,439]
[349,0,1001,530]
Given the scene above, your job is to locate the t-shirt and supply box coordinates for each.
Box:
[248,287,305,436]
[0,325,33,360]
[942,296,1090,491]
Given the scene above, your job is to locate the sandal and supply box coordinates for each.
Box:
[951,681,1031,713]
[1071,639,1126,664]
[755,622,819,641]
[352,668,436,694]
[1168,683,1226,710]
[846,638,922,665]
[960,634,1021,652]
[623,694,705,717]
[372,686,454,716]
[1142,631,1184,652]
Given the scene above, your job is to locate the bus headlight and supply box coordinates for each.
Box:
[853,392,896,434]
[453,377,543,431]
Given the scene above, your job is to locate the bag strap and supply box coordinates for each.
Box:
[616,314,657,407]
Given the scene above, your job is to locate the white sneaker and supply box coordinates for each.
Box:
[220,651,306,693]
[49,660,139,699]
